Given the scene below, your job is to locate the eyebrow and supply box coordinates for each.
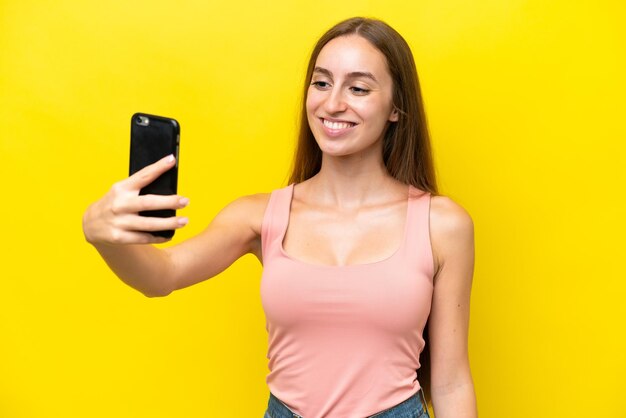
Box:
[313,66,379,83]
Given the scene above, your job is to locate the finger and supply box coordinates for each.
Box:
[119,214,189,232]
[126,154,176,190]
[114,194,189,214]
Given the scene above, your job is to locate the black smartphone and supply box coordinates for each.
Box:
[129,112,180,238]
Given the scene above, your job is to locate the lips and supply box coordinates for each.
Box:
[319,118,357,137]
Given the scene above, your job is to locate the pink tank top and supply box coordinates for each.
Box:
[260,184,434,418]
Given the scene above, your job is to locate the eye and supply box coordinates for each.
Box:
[311,81,331,90]
[350,86,370,95]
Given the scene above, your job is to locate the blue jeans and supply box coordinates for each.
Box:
[263,389,430,418]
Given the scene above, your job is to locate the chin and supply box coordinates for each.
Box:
[314,139,351,157]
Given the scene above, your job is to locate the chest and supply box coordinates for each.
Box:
[261,257,433,333]
[282,200,408,266]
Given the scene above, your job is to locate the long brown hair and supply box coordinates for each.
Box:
[289,17,438,196]
[288,17,437,403]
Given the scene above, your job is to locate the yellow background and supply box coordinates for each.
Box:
[1,1,624,417]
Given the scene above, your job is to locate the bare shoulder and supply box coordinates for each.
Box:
[216,192,271,235]
[429,195,474,271]
[225,192,271,213]
[430,195,474,237]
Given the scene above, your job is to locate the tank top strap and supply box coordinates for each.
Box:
[261,184,294,260]
[404,185,435,280]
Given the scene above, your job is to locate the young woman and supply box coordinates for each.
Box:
[83,17,477,418]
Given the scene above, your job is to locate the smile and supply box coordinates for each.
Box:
[322,119,357,130]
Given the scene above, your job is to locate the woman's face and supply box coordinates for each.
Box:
[306,35,398,158]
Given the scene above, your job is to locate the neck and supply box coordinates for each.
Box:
[305,151,401,208]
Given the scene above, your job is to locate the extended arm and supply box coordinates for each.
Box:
[83,155,267,297]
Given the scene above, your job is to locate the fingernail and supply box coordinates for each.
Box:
[179,197,189,206]
[166,154,175,163]
[178,217,188,226]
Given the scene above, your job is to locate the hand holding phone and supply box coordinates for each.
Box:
[82,155,189,246]
[82,114,186,246]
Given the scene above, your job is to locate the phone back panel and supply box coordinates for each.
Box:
[129,113,180,238]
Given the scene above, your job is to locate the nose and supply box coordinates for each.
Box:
[323,87,347,114]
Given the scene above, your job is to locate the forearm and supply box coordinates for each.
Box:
[93,243,174,297]
[431,381,477,418]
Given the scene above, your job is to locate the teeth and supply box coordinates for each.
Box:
[323,119,355,130]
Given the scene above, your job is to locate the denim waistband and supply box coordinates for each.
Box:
[265,389,429,418]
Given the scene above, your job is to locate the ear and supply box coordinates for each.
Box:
[389,106,399,122]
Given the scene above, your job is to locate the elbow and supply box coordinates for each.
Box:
[139,277,175,298]
[141,264,177,298]
[142,288,172,298]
